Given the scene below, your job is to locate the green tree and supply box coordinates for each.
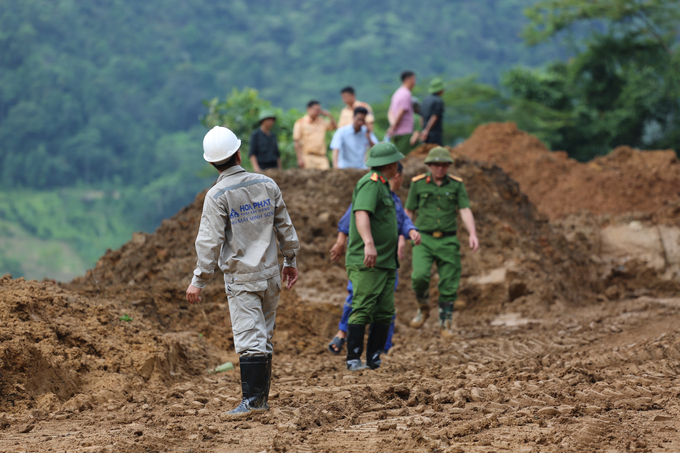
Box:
[511,0,680,159]
[201,88,303,169]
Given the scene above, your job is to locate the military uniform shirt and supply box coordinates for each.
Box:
[405,173,470,233]
[346,170,399,270]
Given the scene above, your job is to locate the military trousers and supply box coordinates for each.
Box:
[391,134,414,156]
[346,265,396,326]
[411,234,461,302]
[225,274,281,357]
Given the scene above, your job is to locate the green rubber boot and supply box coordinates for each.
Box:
[438,301,455,339]
[410,293,430,329]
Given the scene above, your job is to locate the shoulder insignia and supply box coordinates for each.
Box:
[448,174,463,182]
[426,175,431,184]
[370,172,379,182]
[411,174,427,182]
[379,175,386,184]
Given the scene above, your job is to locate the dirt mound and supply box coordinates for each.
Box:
[69,157,599,341]
[446,122,680,220]
[0,275,219,413]
[5,146,680,451]
[554,201,680,301]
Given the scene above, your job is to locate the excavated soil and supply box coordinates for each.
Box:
[2,136,680,452]
[447,122,680,220]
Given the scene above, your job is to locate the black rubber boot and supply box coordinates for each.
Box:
[346,324,369,371]
[366,323,390,370]
[263,353,273,406]
[226,355,270,417]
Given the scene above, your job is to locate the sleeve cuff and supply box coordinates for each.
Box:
[191,275,207,289]
[283,256,297,268]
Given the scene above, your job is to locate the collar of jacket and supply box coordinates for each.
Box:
[217,165,246,182]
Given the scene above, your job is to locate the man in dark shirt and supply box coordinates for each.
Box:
[249,110,281,172]
[420,78,445,145]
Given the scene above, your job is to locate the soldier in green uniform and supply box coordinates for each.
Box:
[405,147,479,338]
[345,142,416,371]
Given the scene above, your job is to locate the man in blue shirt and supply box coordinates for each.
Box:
[328,162,420,354]
[330,107,380,169]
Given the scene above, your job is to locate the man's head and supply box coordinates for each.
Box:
[307,100,321,118]
[203,126,242,172]
[340,86,356,107]
[428,78,445,95]
[389,162,405,192]
[211,150,242,172]
[401,71,416,90]
[258,110,277,130]
[366,142,405,180]
[424,146,454,179]
[352,106,368,131]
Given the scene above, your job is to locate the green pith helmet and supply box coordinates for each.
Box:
[424,146,454,164]
[429,78,445,94]
[365,142,405,167]
[257,110,277,123]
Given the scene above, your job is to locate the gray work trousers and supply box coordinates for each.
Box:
[226,274,281,356]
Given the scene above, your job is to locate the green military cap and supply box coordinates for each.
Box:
[365,142,405,167]
[257,110,277,123]
[429,78,445,94]
[424,146,454,164]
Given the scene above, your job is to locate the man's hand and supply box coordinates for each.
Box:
[398,236,406,260]
[297,157,305,169]
[409,229,422,246]
[330,239,346,262]
[420,130,429,142]
[386,125,394,137]
[409,131,420,146]
[320,109,332,117]
[469,234,479,253]
[186,284,202,304]
[363,242,377,268]
[282,266,299,289]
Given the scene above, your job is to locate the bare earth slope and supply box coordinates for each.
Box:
[2,144,680,452]
[453,122,680,220]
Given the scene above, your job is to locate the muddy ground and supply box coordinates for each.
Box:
[2,124,680,452]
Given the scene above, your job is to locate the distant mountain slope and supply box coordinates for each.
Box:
[0,0,555,191]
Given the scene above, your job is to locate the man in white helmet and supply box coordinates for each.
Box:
[186,126,300,417]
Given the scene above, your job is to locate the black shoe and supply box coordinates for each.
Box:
[225,355,270,418]
[366,323,390,370]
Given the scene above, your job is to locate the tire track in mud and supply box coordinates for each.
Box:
[264,303,680,452]
[4,300,680,452]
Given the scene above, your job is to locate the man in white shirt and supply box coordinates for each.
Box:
[330,107,379,169]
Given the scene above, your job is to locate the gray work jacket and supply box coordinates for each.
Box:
[191,165,299,288]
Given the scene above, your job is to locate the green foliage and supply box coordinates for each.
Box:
[202,88,303,169]
[0,0,555,192]
[524,0,680,47]
[0,255,23,279]
[440,77,507,144]
[514,0,680,159]
[119,314,133,322]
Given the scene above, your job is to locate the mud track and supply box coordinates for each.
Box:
[2,124,680,452]
[3,295,680,452]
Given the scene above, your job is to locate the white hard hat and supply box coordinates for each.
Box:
[203,126,242,163]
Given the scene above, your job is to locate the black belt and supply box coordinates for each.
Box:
[421,230,456,238]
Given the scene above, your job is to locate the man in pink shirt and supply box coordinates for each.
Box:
[387,71,417,155]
